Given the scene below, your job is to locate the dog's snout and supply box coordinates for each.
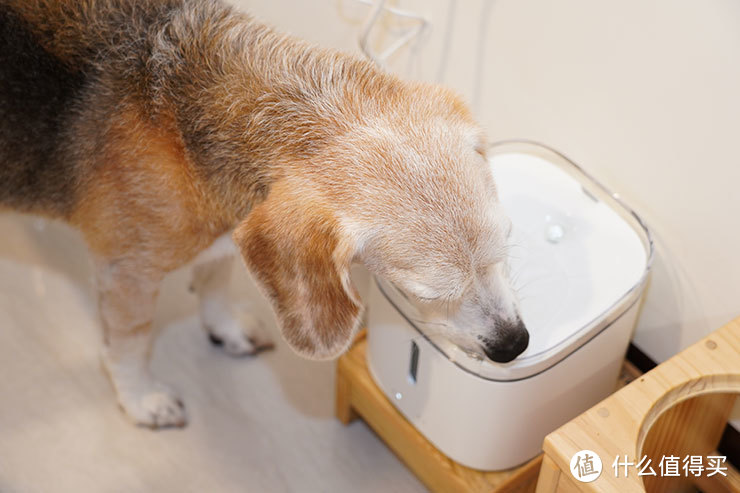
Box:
[482,319,529,363]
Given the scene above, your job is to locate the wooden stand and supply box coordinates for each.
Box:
[536,317,740,493]
[335,331,551,493]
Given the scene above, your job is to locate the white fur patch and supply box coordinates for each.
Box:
[193,232,237,265]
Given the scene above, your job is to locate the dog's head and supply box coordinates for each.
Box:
[234,82,528,362]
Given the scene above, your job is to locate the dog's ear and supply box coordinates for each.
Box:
[233,182,363,360]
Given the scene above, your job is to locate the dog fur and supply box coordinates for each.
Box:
[0,0,527,428]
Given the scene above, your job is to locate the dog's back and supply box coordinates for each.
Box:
[0,0,182,216]
[0,4,87,214]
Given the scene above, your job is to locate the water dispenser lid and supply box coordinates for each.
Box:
[376,141,653,381]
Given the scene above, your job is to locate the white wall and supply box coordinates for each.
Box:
[418,0,740,366]
[229,0,740,419]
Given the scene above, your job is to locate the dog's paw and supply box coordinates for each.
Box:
[101,350,188,429]
[205,311,274,357]
[117,384,187,429]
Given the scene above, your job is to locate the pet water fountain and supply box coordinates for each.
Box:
[366,140,653,470]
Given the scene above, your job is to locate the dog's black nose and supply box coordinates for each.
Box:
[482,320,529,363]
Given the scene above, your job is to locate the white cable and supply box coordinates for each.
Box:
[355,0,429,66]
[472,0,495,109]
[358,0,386,64]
[435,0,457,83]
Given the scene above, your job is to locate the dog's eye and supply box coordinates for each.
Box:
[413,289,461,304]
[415,295,441,303]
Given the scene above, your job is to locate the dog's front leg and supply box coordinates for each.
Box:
[191,250,274,356]
[95,257,186,428]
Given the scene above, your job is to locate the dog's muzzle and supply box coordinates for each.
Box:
[482,318,529,363]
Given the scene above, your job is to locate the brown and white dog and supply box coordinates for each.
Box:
[0,0,528,428]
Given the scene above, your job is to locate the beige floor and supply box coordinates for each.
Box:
[0,214,424,493]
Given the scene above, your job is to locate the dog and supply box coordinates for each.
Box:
[0,0,528,428]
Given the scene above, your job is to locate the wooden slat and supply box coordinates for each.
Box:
[535,455,561,493]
